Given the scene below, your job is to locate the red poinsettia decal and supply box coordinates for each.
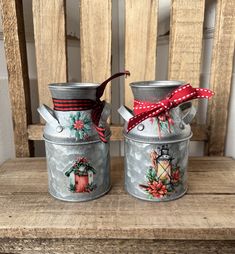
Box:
[172,168,180,183]
[146,181,167,198]
[78,157,88,164]
[74,120,85,130]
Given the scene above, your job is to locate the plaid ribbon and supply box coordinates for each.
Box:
[53,71,130,142]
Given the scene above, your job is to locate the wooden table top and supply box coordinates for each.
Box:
[0,157,234,241]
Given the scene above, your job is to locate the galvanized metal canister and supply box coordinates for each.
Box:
[38,83,111,202]
[118,81,198,202]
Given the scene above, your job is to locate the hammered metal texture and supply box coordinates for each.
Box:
[124,138,190,202]
[45,141,110,202]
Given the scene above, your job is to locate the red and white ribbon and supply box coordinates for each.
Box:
[127,84,214,132]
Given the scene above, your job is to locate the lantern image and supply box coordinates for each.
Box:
[139,145,180,200]
[153,146,172,180]
[65,157,96,193]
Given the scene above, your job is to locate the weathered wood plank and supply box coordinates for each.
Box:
[27,123,208,141]
[168,0,205,87]
[0,157,234,241]
[207,0,235,156]
[32,0,67,109]
[27,124,44,140]
[80,0,111,103]
[0,0,32,157]
[125,0,158,108]
[0,238,235,254]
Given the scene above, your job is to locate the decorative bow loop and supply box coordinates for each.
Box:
[127,84,214,132]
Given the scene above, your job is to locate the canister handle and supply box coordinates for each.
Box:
[180,102,197,125]
[118,105,134,122]
[37,104,63,133]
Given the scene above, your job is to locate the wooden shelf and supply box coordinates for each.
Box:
[0,157,235,253]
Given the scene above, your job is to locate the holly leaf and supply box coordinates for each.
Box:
[75,132,80,139]
[84,123,91,130]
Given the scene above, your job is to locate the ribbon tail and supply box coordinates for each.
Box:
[91,101,108,142]
[195,88,215,98]
[96,71,130,99]
[95,125,107,143]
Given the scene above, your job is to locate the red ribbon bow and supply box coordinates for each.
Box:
[127,84,214,132]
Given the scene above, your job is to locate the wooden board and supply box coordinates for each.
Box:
[207,0,235,156]
[125,0,158,108]
[0,157,234,242]
[0,238,235,254]
[80,0,111,103]
[168,0,205,87]
[0,0,32,157]
[27,123,208,141]
[32,0,67,109]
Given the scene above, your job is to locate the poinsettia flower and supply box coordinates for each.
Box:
[79,157,88,164]
[74,120,85,130]
[172,169,180,183]
[69,112,91,140]
[146,180,167,198]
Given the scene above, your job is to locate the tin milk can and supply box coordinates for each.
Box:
[38,71,129,202]
[118,81,214,202]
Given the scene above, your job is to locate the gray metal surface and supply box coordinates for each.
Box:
[130,80,186,102]
[43,109,111,143]
[38,83,111,202]
[45,141,110,202]
[49,83,99,100]
[121,106,192,143]
[119,80,195,202]
[124,139,189,202]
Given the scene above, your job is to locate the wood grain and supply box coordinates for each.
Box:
[32,0,67,109]
[0,157,234,242]
[27,123,208,141]
[125,0,158,108]
[0,0,32,157]
[80,0,111,103]
[0,238,235,254]
[207,0,235,156]
[168,0,205,87]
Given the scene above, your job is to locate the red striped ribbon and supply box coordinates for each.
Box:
[127,84,214,132]
[53,71,130,142]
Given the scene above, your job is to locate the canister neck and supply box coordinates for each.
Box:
[49,83,99,100]
[130,80,186,102]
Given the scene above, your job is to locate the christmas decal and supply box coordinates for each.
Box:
[139,146,182,199]
[69,112,92,140]
[65,157,96,193]
[149,112,175,138]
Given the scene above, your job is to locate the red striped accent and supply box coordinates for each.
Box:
[51,70,130,142]
[54,107,90,111]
